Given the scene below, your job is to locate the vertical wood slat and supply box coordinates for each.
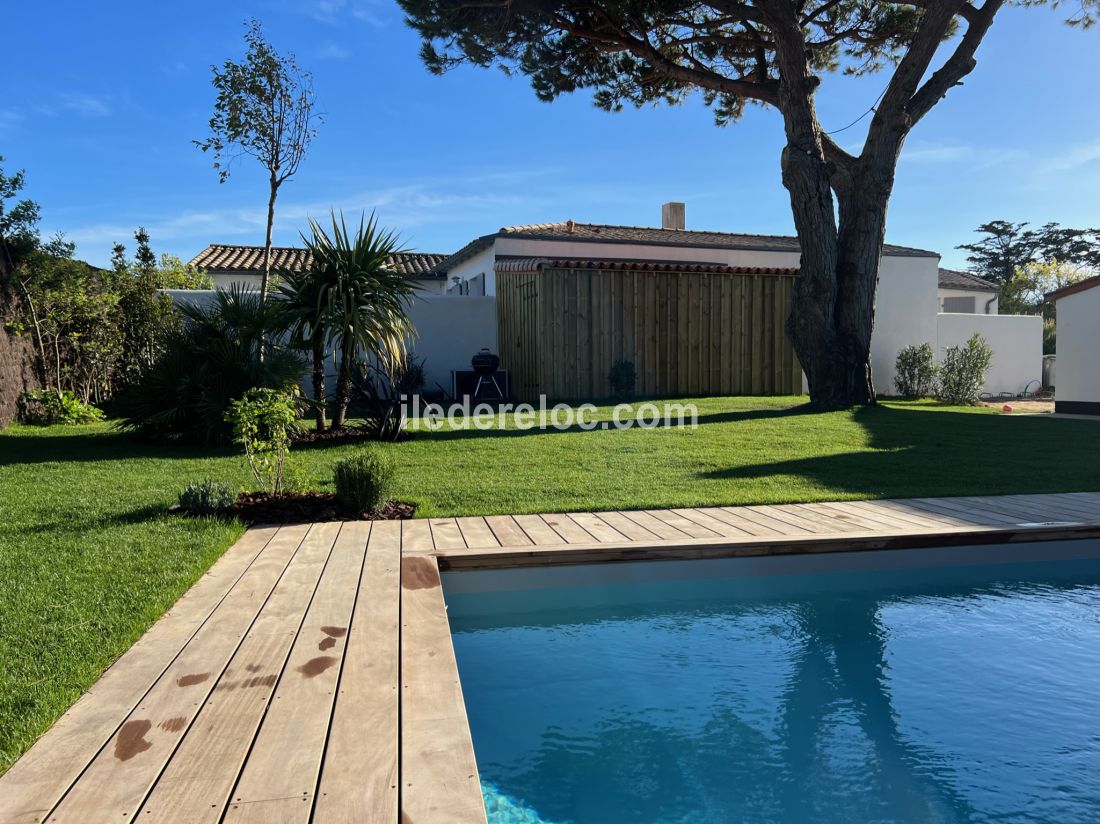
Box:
[498,266,797,402]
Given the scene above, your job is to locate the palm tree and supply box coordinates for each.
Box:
[300,211,419,430]
[275,264,332,431]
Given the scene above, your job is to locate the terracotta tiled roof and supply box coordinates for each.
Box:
[495,257,798,276]
[438,222,938,273]
[188,244,447,278]
[938,267,998,292]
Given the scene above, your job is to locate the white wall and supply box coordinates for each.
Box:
[447,245,498,295]
[936,313,1043,396]
[938,288,998,314]
[406,295,498,393]
[873,255,941,394]
[1054,285,1100,411]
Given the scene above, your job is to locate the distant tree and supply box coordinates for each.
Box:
[399,0,1095,406]
[959,221,1100,288]
[195,19,320,301]
[133,227,157,275]
[0,157,42,283]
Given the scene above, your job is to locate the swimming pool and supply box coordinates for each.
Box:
[446,542,1100,824]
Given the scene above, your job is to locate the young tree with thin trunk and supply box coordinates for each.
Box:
[195,19,319,300]
[398,0,1095,406]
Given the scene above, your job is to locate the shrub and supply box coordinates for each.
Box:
[936,333,994,405]
[178,480,235,516]
[227,387,301,495]
[18,389,105,425]
[114,287,305,444]
[608,360,637,399]
[893,343,938,398]
[333,449,396,514]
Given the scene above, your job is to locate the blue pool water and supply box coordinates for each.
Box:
[446,550,1100,824]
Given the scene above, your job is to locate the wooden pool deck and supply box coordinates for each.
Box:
[1,492,1097,824]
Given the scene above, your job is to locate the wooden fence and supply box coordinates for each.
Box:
[496,266,802,401]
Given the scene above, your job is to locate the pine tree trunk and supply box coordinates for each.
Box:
[312,335,328,432]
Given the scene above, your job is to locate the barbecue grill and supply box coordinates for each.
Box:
[471,348,504,399]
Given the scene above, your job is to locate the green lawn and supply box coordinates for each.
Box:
[1,396,1097,771]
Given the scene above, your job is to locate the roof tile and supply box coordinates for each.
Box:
[187,244,446,278]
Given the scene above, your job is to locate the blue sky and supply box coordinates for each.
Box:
[4,0,1097,269]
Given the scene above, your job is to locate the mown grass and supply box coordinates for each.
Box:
[1,396,1097,771]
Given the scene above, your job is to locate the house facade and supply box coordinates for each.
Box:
[439,208,940,395]
[938,268,999,314]
[1048,275,1100,415]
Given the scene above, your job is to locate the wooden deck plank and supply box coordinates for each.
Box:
[672,508,753,537]
[401,520,435,554]
[696,506,780,536]
[484,515,534,547]
[733,505,815,535]
[958,494,1093,523]
[511,514,567,545]
[644,509,721,538]
[0,526,281,824]
[618,509,693,539]
[312,521,400,824]
[905,497,1022,525]
[42,525,310,824]
[568,512,630,543]
[1009,493,1098,520]
[593,511,662,541]
[797,502,912,533]
[455,517,501,550]
[400,556,486,823]
[540,513,597,543]
[223,523,370,821]
[855,499,970,528]
[134,523,342,824]
[429,518,468,551]
[765,503,853,534]
[841,500,952,529]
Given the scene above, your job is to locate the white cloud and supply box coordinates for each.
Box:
[300,0,390,27]
[58,93,111,117]
[318,42,352,60]
[1034,142,1100,175]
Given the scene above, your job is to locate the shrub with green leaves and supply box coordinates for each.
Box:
[18,389,105,425]
[227,387,301,495]
[936,333,994,405]
[333,449,396,515]
[893,343,938,398]
[178,480,235,516]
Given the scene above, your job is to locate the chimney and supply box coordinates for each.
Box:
[661,202,685,231]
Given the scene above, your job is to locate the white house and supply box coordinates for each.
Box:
[1048,275,1100,415]
[440,206,943,395]
[188,244,450,295]
[938,268,999,314]
[184,203,1041,399]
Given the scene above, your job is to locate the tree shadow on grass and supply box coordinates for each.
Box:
[14,504,177,536]
[698,404,1100,499]
[407,402,828,444]
[0,428,232,467]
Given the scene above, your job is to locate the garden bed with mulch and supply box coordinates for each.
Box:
[291,426,412,447]
[232,492,416,524]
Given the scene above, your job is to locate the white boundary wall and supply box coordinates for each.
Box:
[936,313,1043,396]
[164,290,496,397]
